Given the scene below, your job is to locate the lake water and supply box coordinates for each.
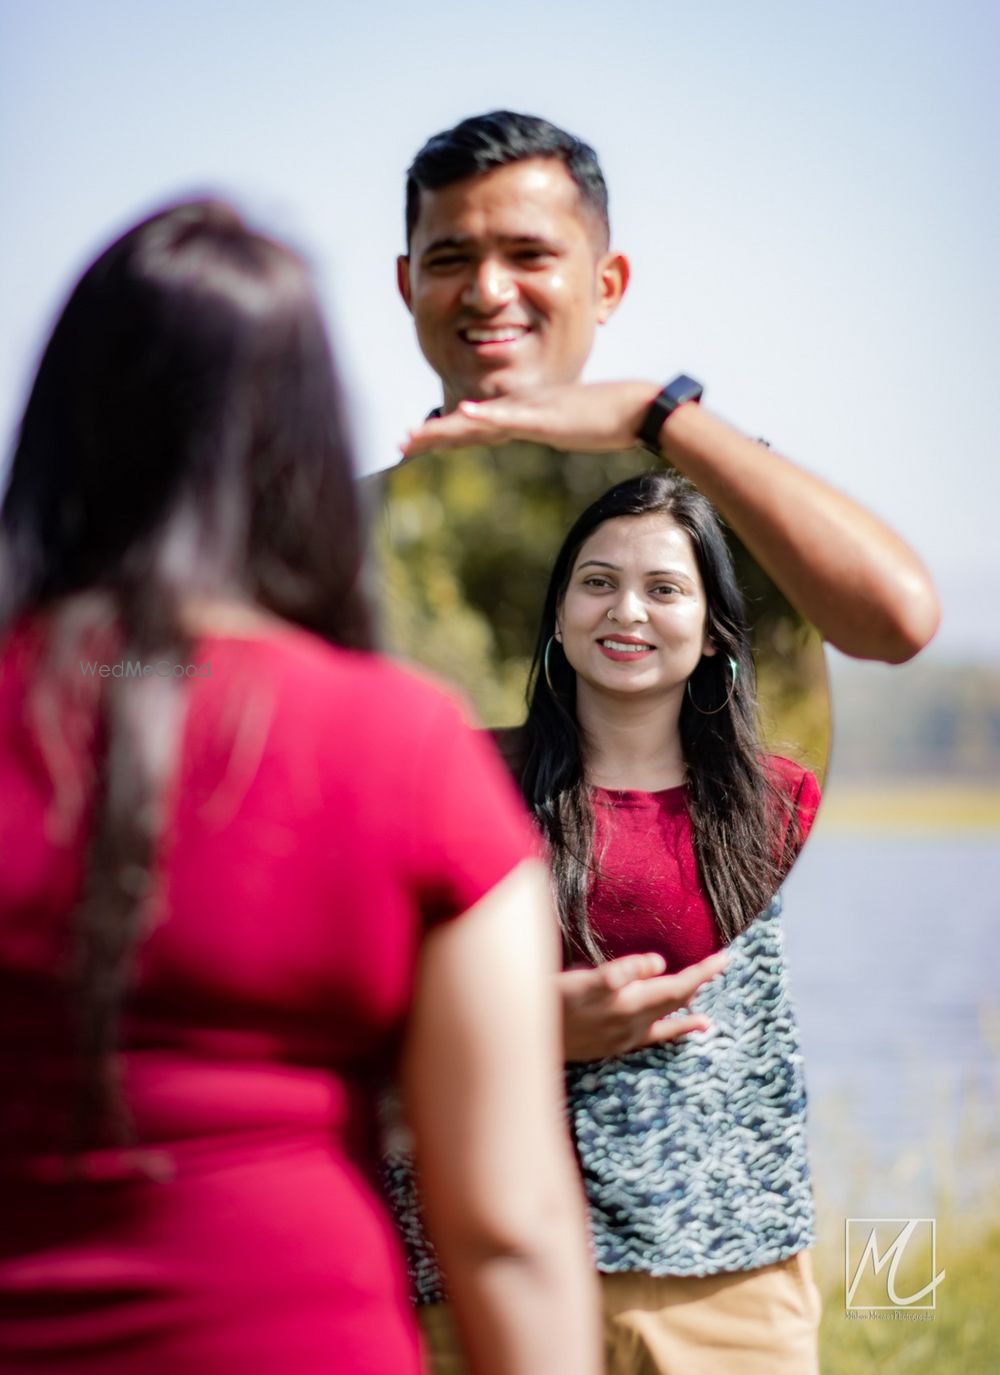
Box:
[781,832,1000,1217]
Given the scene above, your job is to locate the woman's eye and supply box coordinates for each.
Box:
[652,584,680,597]
[583,577,612,590]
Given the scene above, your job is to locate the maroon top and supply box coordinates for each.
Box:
[588,757,821,969]
[0,616,534,1375]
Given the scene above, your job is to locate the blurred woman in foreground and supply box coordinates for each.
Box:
[0,201,600,1375]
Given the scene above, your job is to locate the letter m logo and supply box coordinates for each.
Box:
[845,1218,945,1310]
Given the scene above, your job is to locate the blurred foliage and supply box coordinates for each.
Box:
[827,658,1000,782]
[369,442,830,778]
[816,1225,1000,1373]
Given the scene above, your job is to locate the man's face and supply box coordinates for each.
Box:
[399,158,628,412]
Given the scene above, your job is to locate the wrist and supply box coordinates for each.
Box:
[636,374,704,455]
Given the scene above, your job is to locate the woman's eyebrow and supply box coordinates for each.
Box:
[577,559,692,579]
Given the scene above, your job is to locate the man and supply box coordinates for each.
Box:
[395,111,937,664]
[384,110,939,1374]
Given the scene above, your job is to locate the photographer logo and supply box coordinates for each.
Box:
[845,1218,945,1316]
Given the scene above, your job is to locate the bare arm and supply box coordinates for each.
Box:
[655,400,939,663]
[400,381,940,664]
[400,858,602,1375]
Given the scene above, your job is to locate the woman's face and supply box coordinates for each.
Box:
[556,513,716,702]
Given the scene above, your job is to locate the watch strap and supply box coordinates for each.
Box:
[637,374,704,454]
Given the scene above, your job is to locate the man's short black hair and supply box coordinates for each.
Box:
[405,110,610,249]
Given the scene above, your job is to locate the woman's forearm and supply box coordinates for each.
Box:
[402,860,602,1375]
[434,1173,602,1375]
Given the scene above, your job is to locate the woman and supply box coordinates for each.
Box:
[0,201,602,1375]
[387,466,823,1375]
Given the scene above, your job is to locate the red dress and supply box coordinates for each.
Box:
[0,618,534,1374]
[588,758,821,968]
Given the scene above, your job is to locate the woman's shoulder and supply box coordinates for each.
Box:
[199,623,473,732]
[762,753,822,816]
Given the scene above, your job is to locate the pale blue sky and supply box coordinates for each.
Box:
[2,0,996,658]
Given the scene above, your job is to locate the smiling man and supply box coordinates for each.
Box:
[399,149,623,409]
[396,110,939,665]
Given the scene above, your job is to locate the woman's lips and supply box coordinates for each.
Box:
[597,638,655,663]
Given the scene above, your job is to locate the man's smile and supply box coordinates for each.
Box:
[457,323,533,352]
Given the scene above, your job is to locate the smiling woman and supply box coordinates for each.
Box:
[557,514,718,739]
[382,467,828,1374]
[519,469,815,953]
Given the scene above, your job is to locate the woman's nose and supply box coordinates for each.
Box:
[610,589,648,624]
[461,258,516,310]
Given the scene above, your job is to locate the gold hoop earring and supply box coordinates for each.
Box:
[544,636,559,694]
[686,656,738,716]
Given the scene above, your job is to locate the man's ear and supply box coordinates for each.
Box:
[596,251,630,325]
[396,255,413,314]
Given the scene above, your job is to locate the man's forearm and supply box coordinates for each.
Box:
[658,403,940,662]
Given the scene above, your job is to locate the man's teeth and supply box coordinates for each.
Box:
[463,327,527,343]
[601,640,651,653]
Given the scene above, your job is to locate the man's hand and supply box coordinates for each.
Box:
[400,381,660,459]
[559,950,727,1062]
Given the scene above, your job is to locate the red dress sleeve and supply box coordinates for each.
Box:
[790,767,821,848]
[404,693,538,930]
[764,754,822,870]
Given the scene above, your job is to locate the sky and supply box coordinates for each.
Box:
[1,0,997,660]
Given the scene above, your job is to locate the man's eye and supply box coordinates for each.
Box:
[427,255,466,270]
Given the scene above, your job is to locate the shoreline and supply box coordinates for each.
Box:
[814,782,1000,834]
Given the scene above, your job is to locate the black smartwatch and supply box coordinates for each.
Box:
[637,374,703,454]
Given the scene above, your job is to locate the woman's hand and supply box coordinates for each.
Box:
[558,950,727,1062]
[400,381,662,459]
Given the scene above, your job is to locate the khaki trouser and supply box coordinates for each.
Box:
[418,1251,822,1375]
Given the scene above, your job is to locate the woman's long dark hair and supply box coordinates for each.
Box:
[0,200,373,1154]
[520,470,797,963]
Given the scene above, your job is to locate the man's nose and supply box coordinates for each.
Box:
[461,258,516,311]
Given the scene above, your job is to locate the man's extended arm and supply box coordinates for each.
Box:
[656,400,938,662]
[400,380,940,664]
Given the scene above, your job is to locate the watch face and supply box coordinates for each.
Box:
[639,376,703,451]
[665,375,703,407]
